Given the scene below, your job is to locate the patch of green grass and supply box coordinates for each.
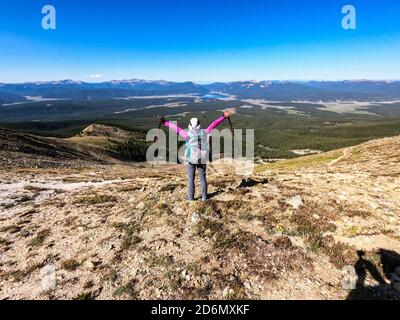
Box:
[121,221,142,250]
[106,267,119,282]
[84,280,95,289]
[222,200,246,211]
[146,254,174,268]
[289,209,356,269]
[0,237,12,247]
[156,202,173,215]
[193,201,218,217]
[290,210,336,239]
[113,280,139,299]
[194,282,213,298]
[159,183,184,192]
[72,292,96,300]
[336,204,346,214]
[345,208,372,218]
[28,229,51,247]
[239,212,253,221]
[214,273,248,300]
[259,151,342,171]
[194,218,223,238]
[213,229,252,252]
[320,236,356,269]
[164,269,183,291]
[62,259,80,271]
[3,262,44,282]
[193,215,254,253]
[1,225,23,234]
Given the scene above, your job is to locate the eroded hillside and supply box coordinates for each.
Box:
[0,131,399,300]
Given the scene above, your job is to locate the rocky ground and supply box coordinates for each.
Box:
[0,133,399,300]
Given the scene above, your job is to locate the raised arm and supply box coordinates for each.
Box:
[206,110,234,134]
[206,116,225,134]
[158,117,188,140]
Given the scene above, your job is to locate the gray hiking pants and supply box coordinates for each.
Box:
[187,163,207,201]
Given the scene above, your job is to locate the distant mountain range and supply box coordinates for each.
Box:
[1,79,400,103]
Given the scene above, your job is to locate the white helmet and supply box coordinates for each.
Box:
[188,118,201,131]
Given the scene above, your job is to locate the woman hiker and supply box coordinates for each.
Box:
[158,110,234,201]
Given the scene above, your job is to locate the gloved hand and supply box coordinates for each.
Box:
[157,116,166,124]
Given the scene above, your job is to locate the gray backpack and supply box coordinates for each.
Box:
[186,129,210,164]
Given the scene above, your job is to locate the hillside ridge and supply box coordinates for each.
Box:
[0,132,399,300]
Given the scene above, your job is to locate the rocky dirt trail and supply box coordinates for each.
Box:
[0,136,399,300]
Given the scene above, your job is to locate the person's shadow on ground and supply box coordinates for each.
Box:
[207,189,225,200]
[347,249,400,300]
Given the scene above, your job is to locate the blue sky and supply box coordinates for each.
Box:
[0,0,399,82]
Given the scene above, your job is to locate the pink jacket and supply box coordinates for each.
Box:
[163,116,226,140]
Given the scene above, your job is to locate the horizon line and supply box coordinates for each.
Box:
[2,78,400,85]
